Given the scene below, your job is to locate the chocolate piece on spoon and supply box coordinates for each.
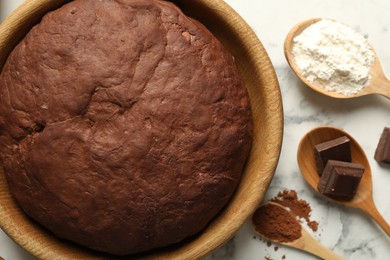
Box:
[314,136,351,175]
[297,126,390,236]
[318,160,365,200]
[374,127,390,164]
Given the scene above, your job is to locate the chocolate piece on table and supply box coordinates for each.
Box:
[317,160,365,200]
[374,127,390,164]
[314,136,351,175]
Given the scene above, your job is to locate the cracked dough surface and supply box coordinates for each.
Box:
[0,0,252,255]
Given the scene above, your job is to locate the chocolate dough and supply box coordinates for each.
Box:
[0,0,252,255]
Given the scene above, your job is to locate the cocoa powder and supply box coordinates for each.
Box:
[253,190,319,260]
[271,190,319,232]
[252,203,302,242]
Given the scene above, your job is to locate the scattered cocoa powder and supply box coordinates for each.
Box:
[252,203,302,243]
[271,190,319,232]
[308,220,319,231]
[253,189,319,260]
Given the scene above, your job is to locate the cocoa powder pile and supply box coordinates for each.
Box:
[252,190,318,260]
[252,189,320,260]
[252,203,302,242]
[271,189,318,232]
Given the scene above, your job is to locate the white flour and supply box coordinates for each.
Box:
[292,19,375,96]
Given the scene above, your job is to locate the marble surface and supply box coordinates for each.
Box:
[1,0,389,259]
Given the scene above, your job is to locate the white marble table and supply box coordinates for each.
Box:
[1,0,389,259]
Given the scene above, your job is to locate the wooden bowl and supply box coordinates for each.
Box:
[0,0,283,259]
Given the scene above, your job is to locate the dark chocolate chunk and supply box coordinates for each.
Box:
[317,160,365,200]
[314,136,351,175]
[374,127,390,164]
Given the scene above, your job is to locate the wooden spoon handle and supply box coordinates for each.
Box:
[362,200,390,236]
[374,78,390,99]
[370,60,390,99]
[303,241,344,260]
[289,229,344,260]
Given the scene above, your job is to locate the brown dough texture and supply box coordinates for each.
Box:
[0,0,252,255]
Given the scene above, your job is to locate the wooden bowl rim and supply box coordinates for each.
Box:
[0,0,283,259]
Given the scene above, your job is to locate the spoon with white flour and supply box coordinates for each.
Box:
[284,18,390,99]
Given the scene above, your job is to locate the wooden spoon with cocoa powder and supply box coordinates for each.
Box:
[252,202,343,260]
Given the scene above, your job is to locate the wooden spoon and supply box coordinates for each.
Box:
[284,18,390,99]
[297,126,390,236]
[253,202,344,260]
